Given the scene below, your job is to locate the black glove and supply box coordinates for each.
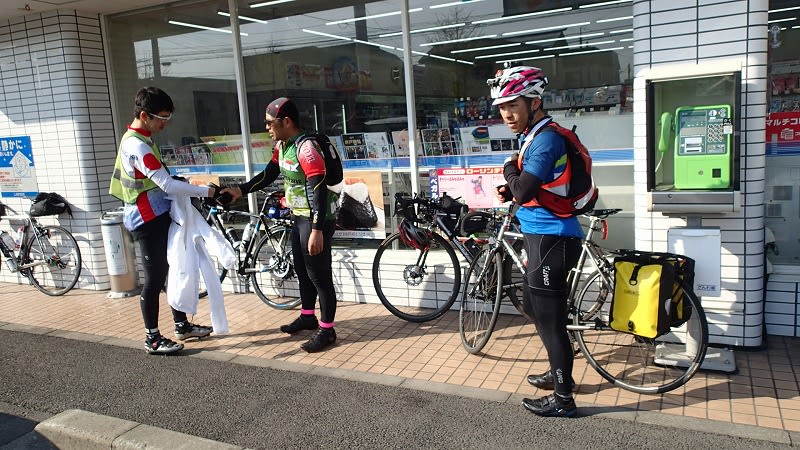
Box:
[206,183,233,207]
[496,184,513,202]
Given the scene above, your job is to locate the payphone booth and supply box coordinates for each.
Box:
[646,70,741,212]
[644,67,743,372]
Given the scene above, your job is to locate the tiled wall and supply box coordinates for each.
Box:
[0,10,118,290]
[632,0,770,346]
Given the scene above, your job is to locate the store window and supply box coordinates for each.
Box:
[766,1,800,265]
[106,0,634,245]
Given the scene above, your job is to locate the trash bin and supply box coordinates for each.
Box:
[101,208,141,298]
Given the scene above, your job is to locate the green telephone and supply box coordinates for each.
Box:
[658,112,672,154]
[671,105,732,189]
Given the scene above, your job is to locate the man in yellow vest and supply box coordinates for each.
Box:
[110,86,223,355]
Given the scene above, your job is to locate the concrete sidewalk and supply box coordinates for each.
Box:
[1,281,799,447]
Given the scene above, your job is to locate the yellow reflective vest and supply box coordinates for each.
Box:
[109,130,162,204]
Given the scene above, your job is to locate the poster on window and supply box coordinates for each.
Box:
[342,133,367,159]
[429,167,506,210]
[0,135,37,197]
[334,170,386,239]
[363,132,393,158]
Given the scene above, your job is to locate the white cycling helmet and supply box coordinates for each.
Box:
[487,66,549,106]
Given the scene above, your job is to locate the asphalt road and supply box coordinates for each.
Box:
[0,329,793,449]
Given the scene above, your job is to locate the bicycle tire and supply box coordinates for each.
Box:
[459,247,504,354]
[571,271,709,394]
[372,231,460,323]
[24,225,82,296]
[251,225,301,309]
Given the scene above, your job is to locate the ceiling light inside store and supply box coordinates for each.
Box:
[561,46,624,56]
[580,0,632,8]
[475,48,541,60]
[430,0,485,9]
[769,6,800,14]
[168,20,248,36]
[768,17,796,23]
[497,54,554,65]
[353,39,397,51]
[451,43,520,54]
[609,28,632,34]
[596,16,632,23]
[379,23,465,38]
[503,22,590,37]
[250,0,294,7]
[217,11,268,24]
[421,34,497,47]
[548,39,616,51]
[472,7,571,25]
[524,32,604,45]
[326,9,422,26]
[411,50,473,65]
[302,29,351,41]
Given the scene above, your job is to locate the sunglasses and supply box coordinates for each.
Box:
[265,117,283,127]
[148,112,172,121]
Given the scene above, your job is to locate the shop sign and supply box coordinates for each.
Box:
[767,112,800,143]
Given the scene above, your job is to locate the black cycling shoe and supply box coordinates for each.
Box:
[526,370,576,391]
[301,328,336,353]
[522,394,577,418]
[280,315,318,334]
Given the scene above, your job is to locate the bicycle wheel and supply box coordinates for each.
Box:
[459,247,504,354]
[23,225,82,296]
[571,271,709,394]
[372,231,460,323]
[251,225,301,309]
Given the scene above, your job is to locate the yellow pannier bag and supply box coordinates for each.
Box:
[610,251,677,339]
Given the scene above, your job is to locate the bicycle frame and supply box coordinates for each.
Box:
[205,191,283,267]
[566,214,615,304]
[1,216,47,272]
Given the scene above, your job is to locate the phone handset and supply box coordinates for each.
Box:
[657,112,672,153]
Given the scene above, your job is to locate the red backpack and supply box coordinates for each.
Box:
[518,121,599,217]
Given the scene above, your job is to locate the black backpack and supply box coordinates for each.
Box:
[296,132,344,189]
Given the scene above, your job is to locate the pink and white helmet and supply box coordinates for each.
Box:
[487,66,549,106]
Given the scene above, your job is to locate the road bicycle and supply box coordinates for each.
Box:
[0,200,82,296]
[462,207,709,394]
[371,192,525,323]
[458,205,525,354]
[200,190,300,309]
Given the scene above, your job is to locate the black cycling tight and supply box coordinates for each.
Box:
[130,213,187,332]
[522,233,581,396]
[292,217,337,325]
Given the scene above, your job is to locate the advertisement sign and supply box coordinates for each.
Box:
[198,132,274,165]
[430,166,506,209]
[334,170,386,239]
[0,136,38,197]
[767,111,800,144]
